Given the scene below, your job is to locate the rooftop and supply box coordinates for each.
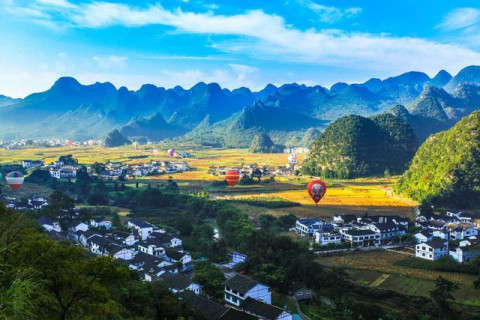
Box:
[225,274,263,295]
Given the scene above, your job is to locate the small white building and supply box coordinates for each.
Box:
[37,216,61,232]
[415,240,448,261]
[342,229,380,247]
[314,231,342,246]
[448,224,478,240]
[295,218,322,236]
[414,231,432,243]
[22,160,44,168]
[225,274,272,307]
[90,218,112,230]
[159,273,201,295]
[128,218,154,240]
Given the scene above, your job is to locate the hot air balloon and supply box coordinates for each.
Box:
[225,170,240,188]
[152,149,159,156]
[6,171,24,190]
[307,179,327,205]
[181,152,188,158]
[168,148,175,157]
[288,153,298,164]
[65,139,73,147]
[88,139,94,146]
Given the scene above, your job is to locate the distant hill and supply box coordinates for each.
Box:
[395,111,480,206]
[104,129,130,148]
[249,133,284,153]
[0,66,479,145]
[445,65,480,92]
[302,114,418,178]
[428,70,452,88]
[119,113,186,141]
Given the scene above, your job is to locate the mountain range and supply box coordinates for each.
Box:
[1,65,480,147]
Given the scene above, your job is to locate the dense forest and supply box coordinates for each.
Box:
[302,114,418,178]
[395,111,480,206]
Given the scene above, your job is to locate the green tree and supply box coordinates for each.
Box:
[429,276,459,313]
[192,262,225,299]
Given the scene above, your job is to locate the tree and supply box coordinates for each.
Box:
[15,236,125,320]
[192,262,225,299]
[258,214,276,232]
[429,276,459,313]
[91,162,105,175]
[58,155,78,165]
[25,169,54,185]
[44,191,75,217]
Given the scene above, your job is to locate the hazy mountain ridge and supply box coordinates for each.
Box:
[0,66,479,145]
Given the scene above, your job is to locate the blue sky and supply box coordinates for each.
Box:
[1,0,480,97]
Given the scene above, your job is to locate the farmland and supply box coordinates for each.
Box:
[317,250,480,307]
[0,144,416,219]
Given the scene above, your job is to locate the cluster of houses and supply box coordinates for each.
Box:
[208,164,297,178]
[21,158,190,180]
[37,213,296,319]
[99,161,190,178]
[414,210,480,263]
[3,195,49,211]
[295,214,409,247]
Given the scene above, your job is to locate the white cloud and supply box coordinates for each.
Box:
[11,0,477,75]
[92,55,128,69]
[297,0,362,23]
[437,7,480,31]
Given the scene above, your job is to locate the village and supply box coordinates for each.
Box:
[1,153,479,319]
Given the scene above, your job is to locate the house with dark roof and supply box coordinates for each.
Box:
[449,242,480,263]
[414,230,433,243]
[243,297,292,320]
[165,248,192,270]
[295,218,323,236]
[127,218,154,240]
[224,274,271,307]
[369,221,404,242]
[182,292,229,319]
[333,214,357,224]
[446,223,478,240]
[342,229,380,247]
[37,216,61,232]
[159,273,201,295]
[416,239,448,261]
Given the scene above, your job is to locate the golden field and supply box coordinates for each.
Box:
[0,145,416,217]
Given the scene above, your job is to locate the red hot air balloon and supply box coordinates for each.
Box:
[225,170,240,188]
[288,153,298,164]
[152,149,159,156]
[88,139,94,146]
[6,171,24,190]
[66,139,73,147]
[307,179,327,205]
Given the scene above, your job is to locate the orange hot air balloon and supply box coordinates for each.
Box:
[225,170,240,188]
[88,140,94,146]
[66,139,73,147]
[307,179,327,205]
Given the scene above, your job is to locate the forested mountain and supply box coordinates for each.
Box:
[395,111,480,206]
[249,133,284,153]
[0,66,479,146]
[302,114,418,178]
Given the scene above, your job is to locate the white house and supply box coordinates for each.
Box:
[432,230,449,240]
[243,297,292,320]
[68,221,89,233]
[295,218,322,236]
[342,229,380,247]
[37,216,61,232]
[449,244,480,263]
[414,231,432,243]
[448,224,478,240]
[150,231,182,247]
[22,160,44,168]
[159,273,201,295]
[369,221,403,243]
[225,274,272,307]
[415,240,448,261]
[137,240,166,257]
[165,249,192,269]
[128,218,154,240]
[90,218,112,230]
[314,231,342,246]
[112,247,136,261]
